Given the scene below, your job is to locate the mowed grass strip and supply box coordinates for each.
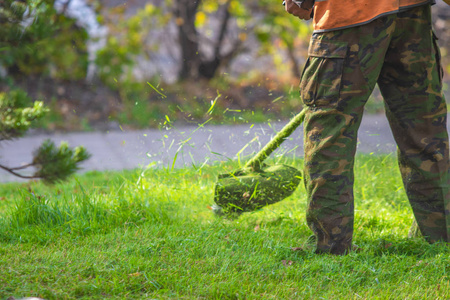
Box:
[1,154,449,299]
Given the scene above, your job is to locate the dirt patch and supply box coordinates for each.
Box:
[3,76,123,132]
[3,75,291,132]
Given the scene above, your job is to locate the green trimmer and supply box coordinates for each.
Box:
[212,107,307,217]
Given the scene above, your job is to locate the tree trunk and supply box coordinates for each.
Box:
[198,0,231,79]
[174,0,201,80]
[174,0,240,81]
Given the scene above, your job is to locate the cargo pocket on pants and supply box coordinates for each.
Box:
[300,39,348,108]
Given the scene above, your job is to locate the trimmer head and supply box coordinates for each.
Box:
[213,164,301,217]
[212,108,307,218]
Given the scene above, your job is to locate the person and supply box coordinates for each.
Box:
[285,0,450,254]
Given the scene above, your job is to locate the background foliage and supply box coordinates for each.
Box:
[0,0,449,132]
[0,1,91,183]
[0,0,89,80]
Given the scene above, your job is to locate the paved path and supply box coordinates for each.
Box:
[0,113,442,183]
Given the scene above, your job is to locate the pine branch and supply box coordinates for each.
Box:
[0,163,40,180]
[0,139,91,184]
[9,162,35,170]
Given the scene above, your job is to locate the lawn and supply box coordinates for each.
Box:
[0,154,449,299]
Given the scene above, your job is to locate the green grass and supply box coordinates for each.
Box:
[1,154,450,299]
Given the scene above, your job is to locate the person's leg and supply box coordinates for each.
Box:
[301,17,396,254]
[377,5,450,243]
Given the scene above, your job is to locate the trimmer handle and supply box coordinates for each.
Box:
[244,108,307,170]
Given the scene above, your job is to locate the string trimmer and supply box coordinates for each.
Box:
[212,107,307,218]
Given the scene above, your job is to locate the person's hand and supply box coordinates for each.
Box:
[285,0,314,20]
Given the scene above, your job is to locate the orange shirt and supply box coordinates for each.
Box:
[313,0,433,32]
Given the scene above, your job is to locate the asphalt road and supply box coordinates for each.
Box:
[0,112,412,183]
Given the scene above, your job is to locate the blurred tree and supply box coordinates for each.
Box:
[173,0,312,80]
[0,89,91,183]
[174,0,244,80]
[173,0,202,79]
[0,0,89,80]
[255,0,312,78]
[98,0,311,83]
[0,1,91,183]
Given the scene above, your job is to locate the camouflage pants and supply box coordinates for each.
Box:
[300,4,449,254]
